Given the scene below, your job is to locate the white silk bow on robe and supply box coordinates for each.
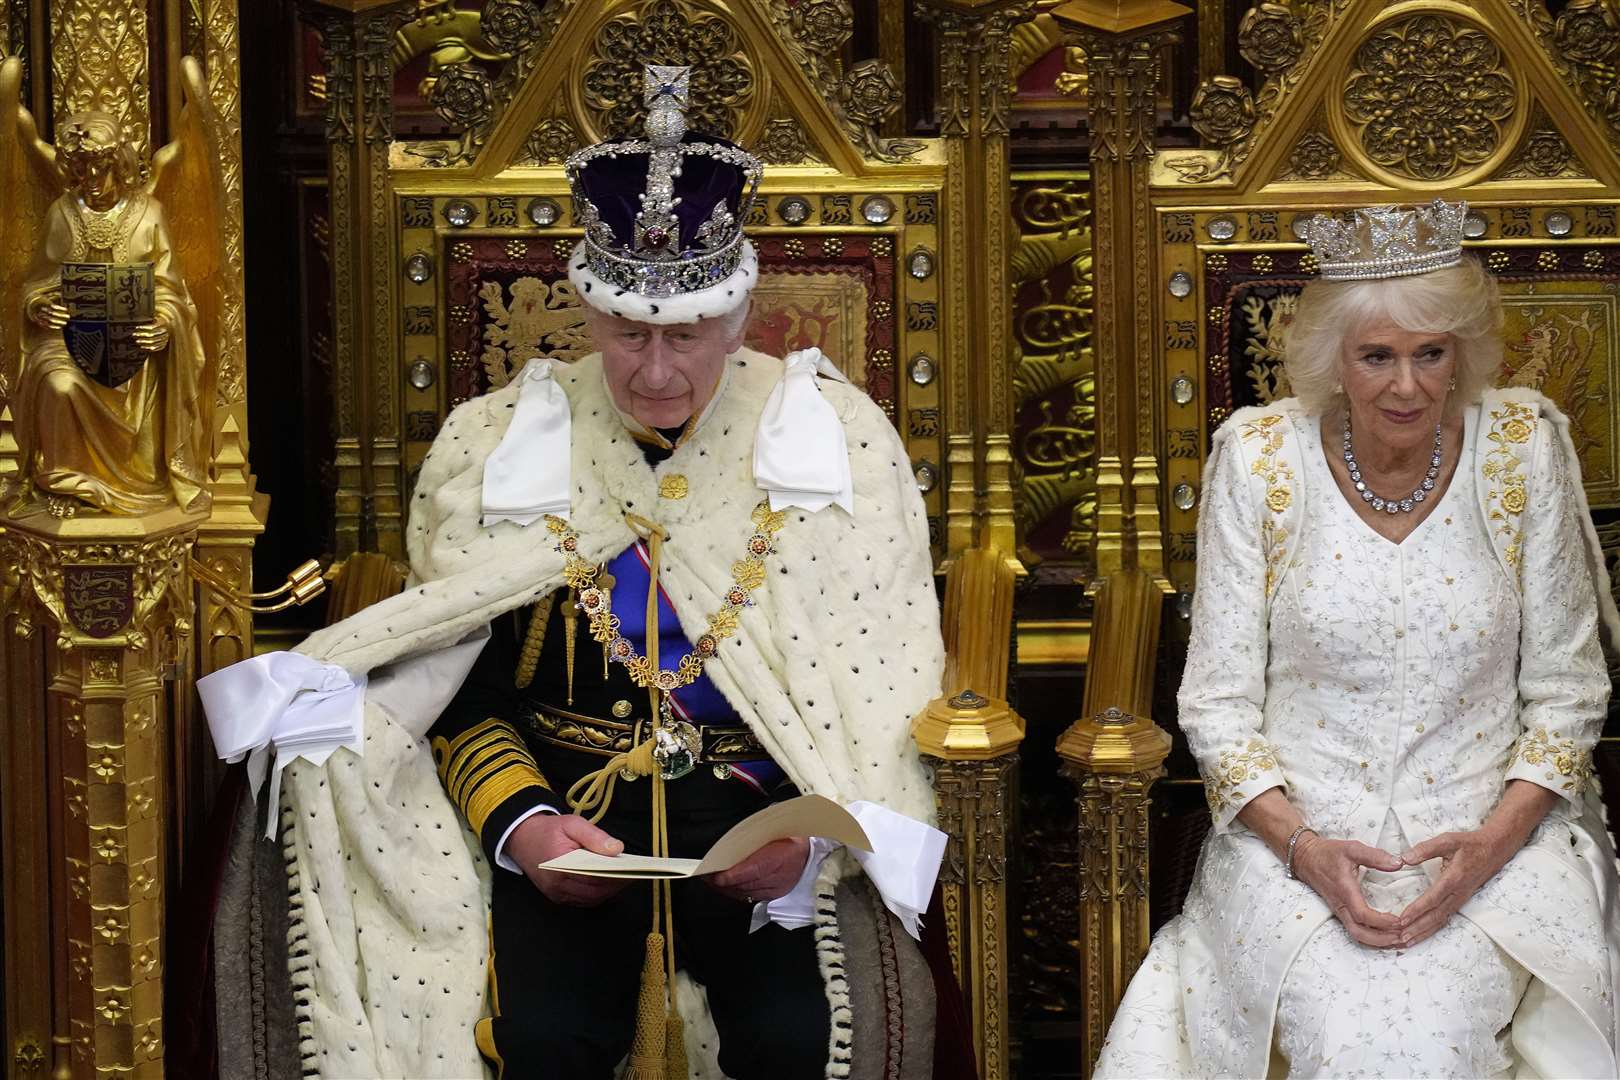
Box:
[197,653,367,837]
[753,347,855,514]
[481,357,572,526]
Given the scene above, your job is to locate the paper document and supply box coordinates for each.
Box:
[538,794,872,879]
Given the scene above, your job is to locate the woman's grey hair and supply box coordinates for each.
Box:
[1284,255,1503,415]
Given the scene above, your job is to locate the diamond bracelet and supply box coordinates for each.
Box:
[1285,824,1317,879]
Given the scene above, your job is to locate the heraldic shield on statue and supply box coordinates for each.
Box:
[0,54,230,515]
[61,261,157,389]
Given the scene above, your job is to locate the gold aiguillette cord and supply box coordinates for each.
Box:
[607,513,685,1079]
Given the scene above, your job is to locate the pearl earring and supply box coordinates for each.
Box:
[1448,376,1457,391]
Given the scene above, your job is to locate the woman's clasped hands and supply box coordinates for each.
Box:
[1292,827,1515,950]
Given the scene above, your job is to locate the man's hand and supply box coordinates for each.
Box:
[132,319,170,352]
[705,836,811,905]
[1395,830,1512,947]
[507,812,630,907]
[1291,834,1406,948]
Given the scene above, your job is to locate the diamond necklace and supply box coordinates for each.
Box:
[1341,414,1442,515]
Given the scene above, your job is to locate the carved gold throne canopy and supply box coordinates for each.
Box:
[1133,0,1620,924]
[323,0,959,563]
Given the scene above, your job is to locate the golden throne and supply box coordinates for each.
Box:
[288,1,1032,1077]
[1056,0,1620,1072]
[0,0,1040,1073]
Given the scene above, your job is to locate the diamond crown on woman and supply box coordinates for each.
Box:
[1303,198,1468,281]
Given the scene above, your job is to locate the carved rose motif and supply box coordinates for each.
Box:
[1522,130,1573,176]
[1554,0,1620,65]
[430,62,495,129]
[792,0,854,54]
[839,59,902,126]
[1190,76,1256,147]
[1288,131,1341,178]
[524,117,578,165]
[1342,15,1517,181]
[480,0,544,54]
[1238,2,1305,75]
[755,117,813,165]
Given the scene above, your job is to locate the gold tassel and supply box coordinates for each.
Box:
[622,933,669,1080]
[513,592,557,689]
[661,873,686,1078]
[563,587,579,705]
[665,1008,687,1079]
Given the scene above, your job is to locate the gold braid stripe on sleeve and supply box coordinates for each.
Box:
[431,717,550,833]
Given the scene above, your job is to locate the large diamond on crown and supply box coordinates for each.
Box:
[565,64,763,299]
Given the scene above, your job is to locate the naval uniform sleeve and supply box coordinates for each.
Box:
[429,606,562,865]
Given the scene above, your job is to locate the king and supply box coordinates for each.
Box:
[201,66,959,1079]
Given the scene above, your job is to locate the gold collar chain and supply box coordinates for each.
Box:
[544,499,787,694]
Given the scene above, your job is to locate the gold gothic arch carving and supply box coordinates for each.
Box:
[308,4,1036,1079]
[1051,0,1620,1072]
[313,0,1028,573]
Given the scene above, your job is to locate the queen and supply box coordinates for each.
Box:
[1098,200,1620,1078]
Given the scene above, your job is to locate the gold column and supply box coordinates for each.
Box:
[189,0,266,878]
[1047,5,1187,1072]
[1197,0,1226,83]
[0,510,198,1080]
[1053,569,1172,1074]
[309,0,408,557]
[911,548,1024,1080]
[876,0,907,138]
[922,0,1033,566]
[1057,708,1170,1077]
[1051,0,1187,584]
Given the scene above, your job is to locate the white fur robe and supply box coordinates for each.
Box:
[274,349,943,1078]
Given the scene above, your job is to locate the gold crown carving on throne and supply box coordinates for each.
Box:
[564,66,763,304]
[1303,198,1468,282]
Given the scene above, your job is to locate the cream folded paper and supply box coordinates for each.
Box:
[539,794,871,878]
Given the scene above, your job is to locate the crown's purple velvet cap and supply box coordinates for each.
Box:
[574,131,748,252]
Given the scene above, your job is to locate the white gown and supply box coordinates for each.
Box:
[1096,393,1620,1079]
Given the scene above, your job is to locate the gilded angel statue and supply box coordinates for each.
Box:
[0,55,228,515]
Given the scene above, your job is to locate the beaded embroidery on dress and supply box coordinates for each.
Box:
[1095,394,1620,1080]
